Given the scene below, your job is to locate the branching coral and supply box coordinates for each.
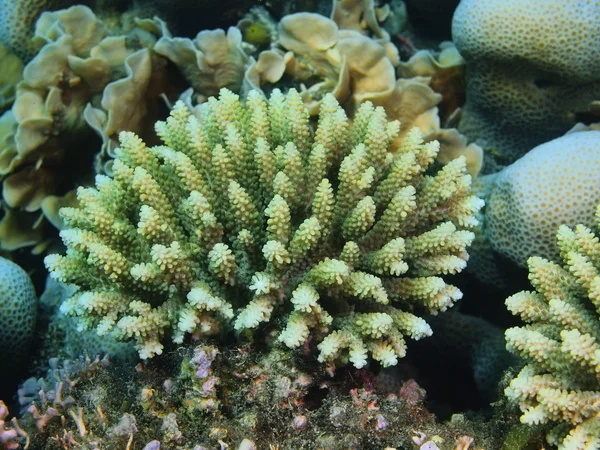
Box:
[45,88,482,366]
[504,205,600,449]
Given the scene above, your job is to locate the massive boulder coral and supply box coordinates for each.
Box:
[452,0,600,165]
[0,0,77,58]
[469,129,600,286]
[0,257,37,372]
[0,44,23,111]
[504,204,600,449]
[45,88,482,364]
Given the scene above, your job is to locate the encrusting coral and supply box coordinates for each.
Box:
[44,87,482,365]
[504,204,600,449]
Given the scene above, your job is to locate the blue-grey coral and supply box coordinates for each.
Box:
[40,276,136,360]
[0,256,37,370]
[44,88,482,365]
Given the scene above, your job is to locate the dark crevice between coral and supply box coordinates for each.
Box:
[404,0,460,40]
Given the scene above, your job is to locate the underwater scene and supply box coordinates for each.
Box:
[0,0,598,448]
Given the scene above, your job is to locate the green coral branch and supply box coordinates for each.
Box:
[505,204,600,450]
[45,88,482,366]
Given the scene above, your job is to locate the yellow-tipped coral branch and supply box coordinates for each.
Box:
[45,88,482,367]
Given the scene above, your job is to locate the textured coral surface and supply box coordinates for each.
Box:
[0,0,76,58]
[505,204,600,449]
[485,130,600,268]
[0,257,37,369]
[453,0,600,80]
[45,88,482,367]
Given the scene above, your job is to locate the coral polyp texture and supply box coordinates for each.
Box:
[44,88,482,366]
[452,0,600,164]
[475,129,600,277]
[0,256,37,371]
[504,204,600,449]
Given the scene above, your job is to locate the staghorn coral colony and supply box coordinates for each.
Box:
[45,88,481,364]
[1,0,600,449]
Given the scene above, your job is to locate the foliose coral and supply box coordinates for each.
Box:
[154,24,249,102]
[44,87,482,366]
[243,7,480,174]
[504,204,600,449]
[0,5,178,252]
[397,42,465,122]
[0,43,23,111]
